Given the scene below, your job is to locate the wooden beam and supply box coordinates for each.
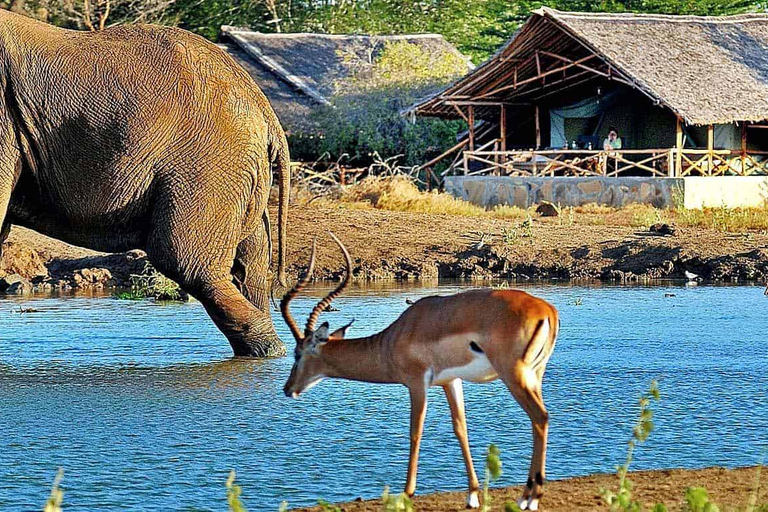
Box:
[476,55,596,99]
[707,124,714,175]
[535,51,543,85]
[417,139,468,171]
[530,72,595,102]
[500,104,507,154]
[452,104,469,123]
[675,116,683,177]
[741,121,747,173]
[468,105,475,151]
[516,69,592,99]
[535,104,541,149]
[444,100,531,107]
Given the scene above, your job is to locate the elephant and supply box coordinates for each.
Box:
[0,10,290,357]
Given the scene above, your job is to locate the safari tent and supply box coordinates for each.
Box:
[410,8,768,180]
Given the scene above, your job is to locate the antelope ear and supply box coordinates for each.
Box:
[307,322,330,354]
[330,319,354,339]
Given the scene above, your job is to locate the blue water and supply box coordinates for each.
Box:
[0,282,766,511]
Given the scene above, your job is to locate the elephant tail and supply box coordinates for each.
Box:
[272,130,290,288]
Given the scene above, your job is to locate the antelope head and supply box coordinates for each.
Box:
[281,232,353,398]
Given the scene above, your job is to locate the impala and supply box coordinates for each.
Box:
[281,233,559,510]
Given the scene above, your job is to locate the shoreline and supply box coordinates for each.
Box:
[291,465,764,511]
[1,205,767,293]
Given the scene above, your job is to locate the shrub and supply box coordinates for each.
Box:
[292,40,467,168]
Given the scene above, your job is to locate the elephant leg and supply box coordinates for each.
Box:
[145,189,285,358]
[0,121,20,261]
[192,276,285,358]
[232,224,272,312]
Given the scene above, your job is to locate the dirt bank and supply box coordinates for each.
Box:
[2,204,768,292]
[293,466,764,511]
[283,205,768,282]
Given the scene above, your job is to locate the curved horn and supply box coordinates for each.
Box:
[305,231,352,335]
[280,237,317,343]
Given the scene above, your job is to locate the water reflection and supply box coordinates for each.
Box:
[1,282,766,511]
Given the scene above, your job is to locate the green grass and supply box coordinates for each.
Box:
[113,263,184,301]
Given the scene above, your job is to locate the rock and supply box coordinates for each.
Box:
[649,223,676,236]
[72,268,113,288]
[536,201,560,217]
[1,274,33,294]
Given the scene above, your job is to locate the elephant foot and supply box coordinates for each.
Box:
[229,324,287,358]
[232,334,287,358]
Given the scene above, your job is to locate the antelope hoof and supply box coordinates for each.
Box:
[517,496,539,510]
[466,491,479,509]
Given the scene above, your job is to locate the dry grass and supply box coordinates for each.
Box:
[338,176,532,220]
[676,206,768,232]
[291,176,768,232]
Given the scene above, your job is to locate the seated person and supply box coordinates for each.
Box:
[603,127,622,151]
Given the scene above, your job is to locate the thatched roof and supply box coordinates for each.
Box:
[220,28,472,131]
[412,8,768,126]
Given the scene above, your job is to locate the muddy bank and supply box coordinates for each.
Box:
[0,227,148,293]
[2,205,768,293]
[282,206,768,283]
[292,466,764,512]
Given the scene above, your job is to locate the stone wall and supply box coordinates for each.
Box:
[444,176,768,209]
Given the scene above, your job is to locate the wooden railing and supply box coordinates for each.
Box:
[451,147,768,178]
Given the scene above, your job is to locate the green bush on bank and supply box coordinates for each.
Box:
[289,40,467,168]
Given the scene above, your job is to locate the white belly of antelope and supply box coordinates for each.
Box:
[432,352,498,386]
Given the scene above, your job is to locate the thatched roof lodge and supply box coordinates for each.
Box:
[411,8,768,179]
[219,27,472,134]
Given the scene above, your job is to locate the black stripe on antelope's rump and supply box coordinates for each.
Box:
[469,341,484,353]
[527,319,547,365]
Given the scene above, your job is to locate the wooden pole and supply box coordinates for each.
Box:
[741,122,747,175]
[468,105,475,151]
[707,124,714,175]
[500,104,507,152]
[675,116,683,177]
[535,104,541,149]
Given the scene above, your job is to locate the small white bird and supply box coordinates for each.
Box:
[684,270,699,281]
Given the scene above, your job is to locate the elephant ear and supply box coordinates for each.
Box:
[330,319,354,340]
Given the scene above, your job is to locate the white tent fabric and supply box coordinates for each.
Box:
[549,91,621,148]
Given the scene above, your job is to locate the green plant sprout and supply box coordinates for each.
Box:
[226,470,247,512]
[601,380,662,512]
[42,469,64,512]
[480,443,503,512]
[381,485,414,512]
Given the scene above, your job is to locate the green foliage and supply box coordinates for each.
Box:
[296,40,466,167]
[226,470,247,512]
[43,469,64,512]
[381,486,414,512]
[481,443,503,512]
[113,263,184,301]
[6,0,759,64]
[601,380,661,511]
[317,499,342,512]
[684,487,720,512]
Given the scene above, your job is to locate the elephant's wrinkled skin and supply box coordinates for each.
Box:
[0,11,290,357]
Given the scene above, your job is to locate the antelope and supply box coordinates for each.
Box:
[281,233,559,510]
